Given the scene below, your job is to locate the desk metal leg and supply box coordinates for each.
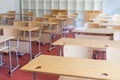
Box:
[0,53,5,66]
[34,40,42,58]
[8,40,12,77]
[60,46,63,56]
[48,24,56,52]
[102,51,105,60]
[94,51,99,59]
[33,72,36,80]
[29,31,32,60]
[74,18,76,28]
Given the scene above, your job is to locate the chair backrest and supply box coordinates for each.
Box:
[3,28,20,48]
[28,21,40,28]
[8,10,16,14]
[71,13,78,18]
[86,22,99,28]
[44,14,54,18]
[48,18,60,23]
[3,28,20,39]
[63,45,92,59]
[24,12,33,16]
[14,21,28,27]
[32,17,43,22]
[7,10,16,17]
[106,47,120,61]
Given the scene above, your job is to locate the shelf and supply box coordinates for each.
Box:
[22,0,28,9]
[76,0,85,10]
[68,0,76,11]
[37,0,44,9]
[29,1,36,9]
[37,10,44,17]
[85,0,94,10]
[21,0,103,27]
[94,0,103,10]
[59,0,68,9]
[44,0,51,9]
[52,0,59,9]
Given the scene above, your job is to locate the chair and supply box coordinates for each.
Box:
[40,18,60,45]
[2,27,20,73]
[20,21,42,57]
[106,47,120,61]
[56,14,68,37]
[14,21,28,38]
[6,10,16,25]
[58,45,94,80]
[23,12,33,21]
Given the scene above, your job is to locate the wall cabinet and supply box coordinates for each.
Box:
[21,0,104,27]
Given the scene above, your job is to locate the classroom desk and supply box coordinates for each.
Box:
[0,36,20,77]
[20,55,120,80]
[43,17,67,37]
[39,22,58,51]
[53,38,120,57]
[15,26,41,60]
[0,25,41,60]
[72,28,120,39]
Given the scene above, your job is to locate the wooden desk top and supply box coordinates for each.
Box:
[21,55,120,80]
[16,26,40,32]
[43,17,67,21]
[0,25,40,32]
[0,35,14,43]
[53,38,120,48]
[97,22,120,27]
[72,28,120,34]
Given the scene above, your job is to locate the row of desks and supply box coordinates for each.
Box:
[20,15,120,80]
[20,37,120,80]
[52,38,120,58]
[0,21,58,60]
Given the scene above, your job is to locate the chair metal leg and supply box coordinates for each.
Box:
[0,53,5,66]
[34,40,42,58]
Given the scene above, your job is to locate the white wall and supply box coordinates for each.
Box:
[14,0,20,13]
[0,0,15,13]
[1,0,120,16]
[103,0,120,15]
[0,0,20,13]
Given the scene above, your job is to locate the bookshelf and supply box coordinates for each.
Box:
[21,0,104,26]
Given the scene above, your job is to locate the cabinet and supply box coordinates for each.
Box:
[21,0,104,26]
